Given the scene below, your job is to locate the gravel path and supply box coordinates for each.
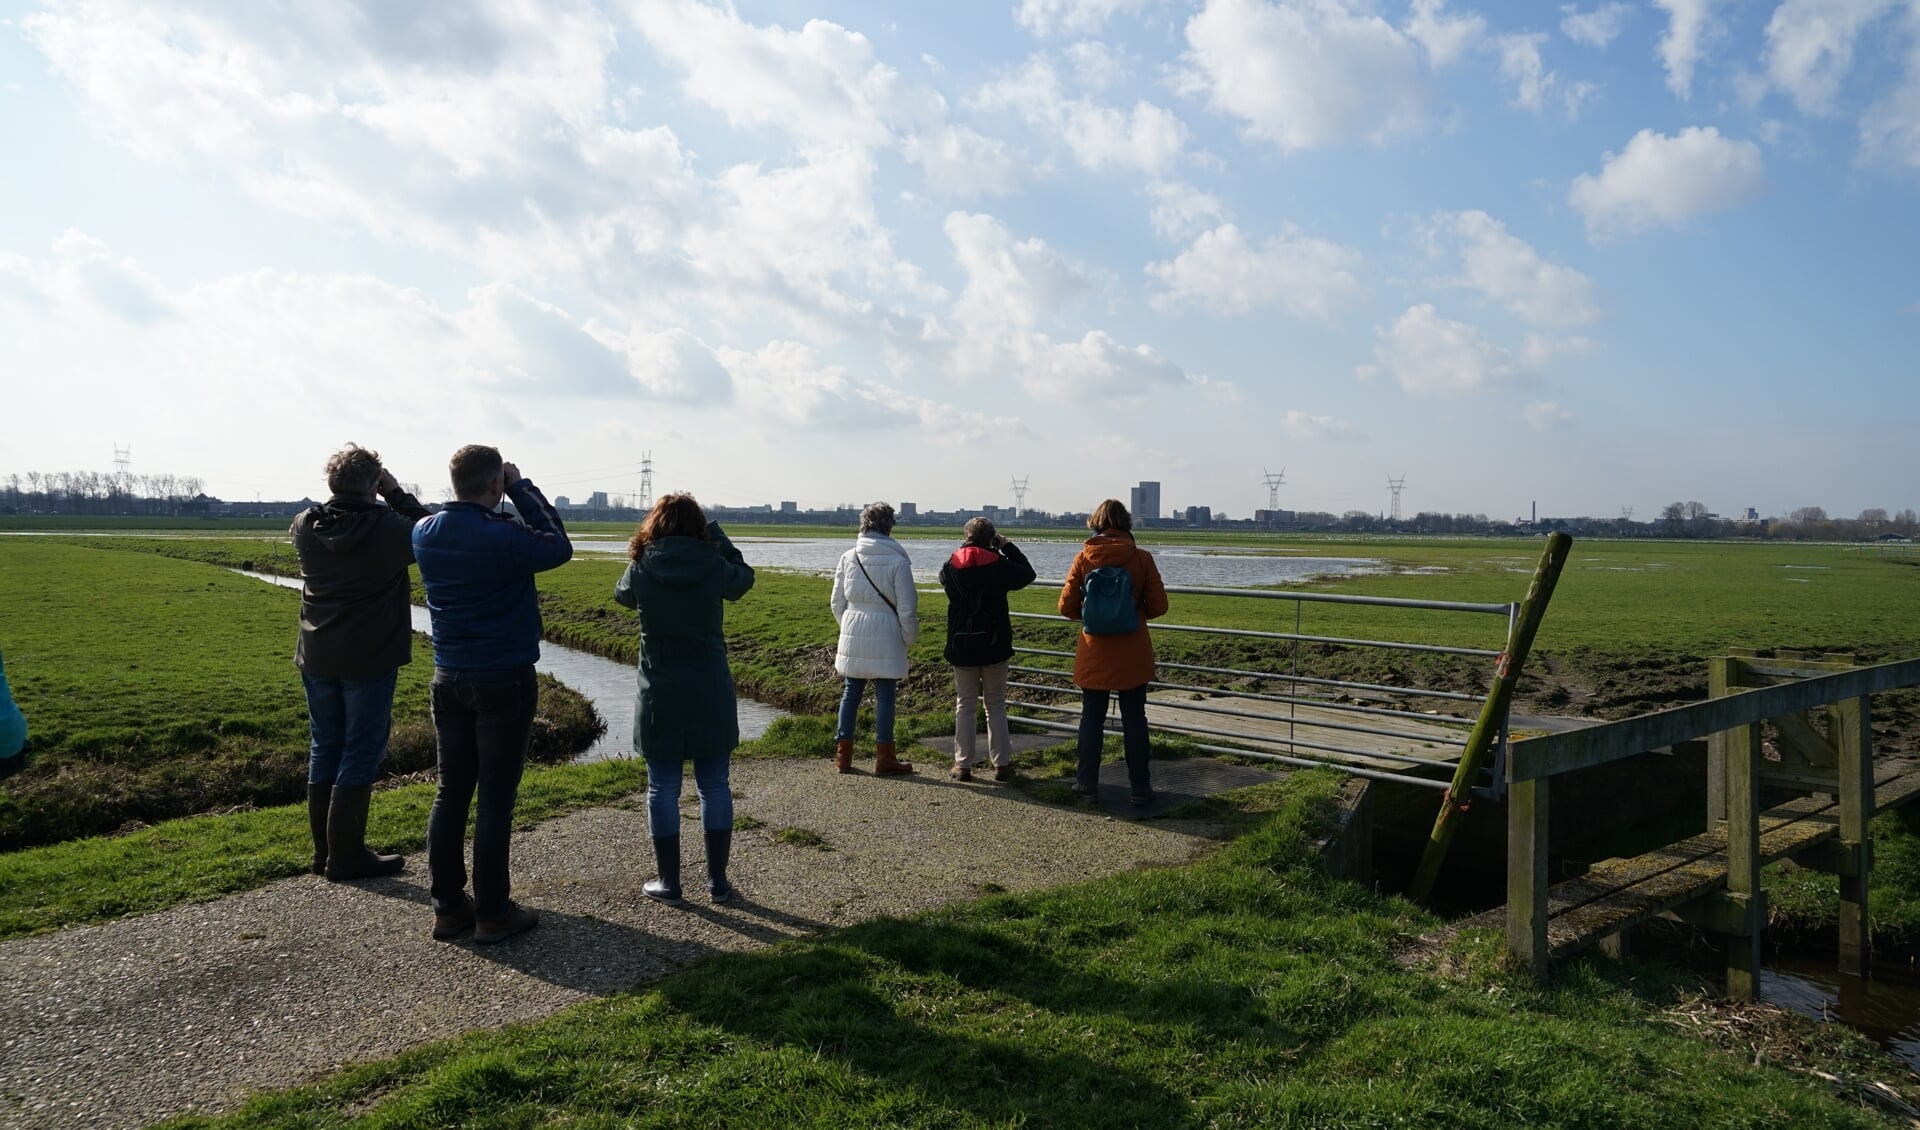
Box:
[0,760,1219,1129]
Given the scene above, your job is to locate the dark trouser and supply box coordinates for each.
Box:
[428,665,538,920]
[1076,685,1150,795]
[301,669,399,787]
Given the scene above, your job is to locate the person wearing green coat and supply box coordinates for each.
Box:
[0,648,28,781]
[614,493,755,905]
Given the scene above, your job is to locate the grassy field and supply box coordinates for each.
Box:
[163,771,1918,1129]
[0,541,602,850]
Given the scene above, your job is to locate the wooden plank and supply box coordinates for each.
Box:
[1452,786,1861,939]
[1726,724,1763,1000]
[1509,657,1920,781]
[1772,710,1839,769]
[1835,696,1873,975]
[1507,776,1549,981]
[1446,770,1920,955]
[1544,809,1846,958]
[1706,657,1737,824]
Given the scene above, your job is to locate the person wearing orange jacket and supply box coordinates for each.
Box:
[1057,499,1169,805]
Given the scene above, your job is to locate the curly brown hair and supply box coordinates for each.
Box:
[628,493,709,559]
[323,444,382,495]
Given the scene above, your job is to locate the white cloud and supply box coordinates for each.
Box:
[1433,210,1599,326]
[1569,126,1766,238]
[976,58,1187,175]
[1523,401,1575,431]
[1496,33,1553,115]
[902,125,1021,196]
[1179,0,1432,152]
[1147,180,1227,240]
[0,230,176,324]
[1015,0,1148,38]
[1283,409,1363,441]
[946,211,1090,331]
[1764,0,1900,116]
[1145,222,1364,321]
[1360,304,1566,396]
[942,211,1191,403]
[627,0,907,150]
[719,340,1023,441]
[1064,40,1127,89]
[1862,6,1920,170]
[1651,0,1723,100]
[1560,3,1629,49]
[1405,0,1485,67]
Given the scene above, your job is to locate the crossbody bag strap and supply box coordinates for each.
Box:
[852,554,899,616]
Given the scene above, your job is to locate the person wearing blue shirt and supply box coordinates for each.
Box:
[412,445,572,945]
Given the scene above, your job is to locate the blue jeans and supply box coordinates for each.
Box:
[836,677,896,744]
[302,670,399,788]
[1077,685,1151,795]
[427,666,538,920]
[645,754,733,837]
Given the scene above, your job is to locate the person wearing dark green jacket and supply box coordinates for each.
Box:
[614,493,755,906]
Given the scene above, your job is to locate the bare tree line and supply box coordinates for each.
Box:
[3,469,208,516]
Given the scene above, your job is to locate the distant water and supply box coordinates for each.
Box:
[569,536,1380,588]
[237,571,785,761]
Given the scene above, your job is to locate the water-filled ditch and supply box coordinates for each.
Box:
[237,571,786,761]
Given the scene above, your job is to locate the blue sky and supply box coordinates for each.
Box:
[2,0,1916,521]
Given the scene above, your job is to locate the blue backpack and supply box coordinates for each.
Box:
[1081,563,1138,635]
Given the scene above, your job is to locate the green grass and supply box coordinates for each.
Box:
[1767,804,1920,953]
[772,826,829,850]
[163,771,1912,1128]
[0,541,601,850]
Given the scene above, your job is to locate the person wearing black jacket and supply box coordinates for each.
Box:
[291,443,431,882]
[939,517,1036,782]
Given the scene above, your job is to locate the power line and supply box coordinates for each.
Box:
[1010,475,1029,518]
[1386,475,1407,522]
[1261,466,1285,510]
[638,451,653,512]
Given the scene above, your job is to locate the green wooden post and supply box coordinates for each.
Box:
[1726,721,1764,1000]
[1507,775,1550,981]
[1833,695,1873,976]
[1410,532,1572,902]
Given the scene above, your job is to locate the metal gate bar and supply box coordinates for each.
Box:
[1004,674,1471,748]
[1011,700,1463,771]
[1010,714,1456,788]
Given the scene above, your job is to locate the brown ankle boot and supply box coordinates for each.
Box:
[834,738,855,774]
[874,741,915,775]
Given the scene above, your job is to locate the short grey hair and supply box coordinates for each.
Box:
[963,516,996,547]
[324,444,382,496]
[859,501,895,535]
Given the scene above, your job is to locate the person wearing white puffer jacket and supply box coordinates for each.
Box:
[830,502,920,775]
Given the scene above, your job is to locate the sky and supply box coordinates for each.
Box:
[1,0,1916,522]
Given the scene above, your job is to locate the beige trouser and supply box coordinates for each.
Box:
[953,661,1012,767]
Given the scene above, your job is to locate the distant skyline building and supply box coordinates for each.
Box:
[1129,481,1160,523]
[588,490,609,509]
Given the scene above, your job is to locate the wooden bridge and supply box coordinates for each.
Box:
[1437,651,1920,996]
[1000,533,1920,999]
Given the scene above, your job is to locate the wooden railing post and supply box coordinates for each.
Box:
[1725,721,1765,1000]
[1705,657,1739,825]
[1833,694,1874,975]
[1507,774,1550,982]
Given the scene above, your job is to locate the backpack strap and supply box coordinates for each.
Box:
[852,554,899,617]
